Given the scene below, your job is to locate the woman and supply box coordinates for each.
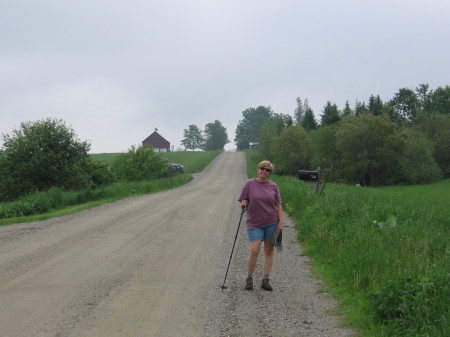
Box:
[238,160,283,291]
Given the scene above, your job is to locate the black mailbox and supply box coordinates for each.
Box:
[298,170,319,181]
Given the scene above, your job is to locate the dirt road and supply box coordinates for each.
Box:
[0,152,354,337]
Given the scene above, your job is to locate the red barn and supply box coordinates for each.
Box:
[142,129,171,152]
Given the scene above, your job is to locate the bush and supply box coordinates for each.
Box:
[111,145,169,182]
[0,118,91,200]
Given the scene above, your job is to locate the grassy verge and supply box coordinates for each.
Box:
[244,150,449,336]
[1,151,222,226]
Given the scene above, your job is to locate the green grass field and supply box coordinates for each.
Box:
[245,150,449,336]
[90,150,221,173]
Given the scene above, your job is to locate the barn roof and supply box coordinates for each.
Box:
[142,130,170,149]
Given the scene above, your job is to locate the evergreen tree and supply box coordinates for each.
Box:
[320,101,340,126]
[368,95,383,116]
[301,108,318,131]
[342,100,353,116]
[354,100,369,115]
[294,97,305,124]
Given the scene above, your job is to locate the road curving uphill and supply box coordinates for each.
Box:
[0,151,354,337]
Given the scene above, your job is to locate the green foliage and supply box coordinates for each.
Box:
[370,276,449,336]
[273,175,450,336]
[234,106,273,150]
[389,87,420,123]
[111,145,169,182]
[181,125,204,150]
[83,159,115,187]
[203,120,229,151]
[426,85,450,115]
[415,113,450,178]
[336,114,403,186]
[398,129,441,184]
[271,125,311,175]
[310,125,342,180]
[0,118,91,200]
[320,101,340,126]
[301,108,318,131]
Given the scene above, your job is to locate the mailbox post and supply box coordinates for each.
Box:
[298,168,321,194]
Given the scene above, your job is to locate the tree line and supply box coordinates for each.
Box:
[180,120,229,151]
[234,84,449,186]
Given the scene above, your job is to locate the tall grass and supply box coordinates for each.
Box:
[279,179,449,336]
[244,151,449,336]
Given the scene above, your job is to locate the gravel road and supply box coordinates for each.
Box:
[0,152,354,337]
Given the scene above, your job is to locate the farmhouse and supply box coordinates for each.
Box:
[142,129,171,152]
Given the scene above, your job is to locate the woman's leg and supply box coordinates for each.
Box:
[263,240,274,276]
[247,241,262,275]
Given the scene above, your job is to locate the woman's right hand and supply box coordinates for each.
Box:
[240,200,248,208]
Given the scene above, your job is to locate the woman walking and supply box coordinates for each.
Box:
[238,160,283,291]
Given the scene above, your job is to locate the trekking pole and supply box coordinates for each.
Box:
[220,206,246,291]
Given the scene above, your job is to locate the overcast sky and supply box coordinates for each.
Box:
[1,0,449,153]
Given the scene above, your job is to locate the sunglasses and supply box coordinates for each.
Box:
[259,167,272,173]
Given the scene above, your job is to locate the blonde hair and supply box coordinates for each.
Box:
[257,160,274,173]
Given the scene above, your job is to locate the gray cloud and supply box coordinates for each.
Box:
[1,0,449,152]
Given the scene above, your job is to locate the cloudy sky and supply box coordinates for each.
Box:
[1,0,449,153]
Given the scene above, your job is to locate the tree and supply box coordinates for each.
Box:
[368,95,383,116]
[181,125,204,150]
[271,125,311,175]
[301,107,318,131]
[0,118,91,200]
[415,83,433,113]
[336,114,403,186]
[310,125,341,181]
[415,113,450,177]
[342,100,353,117]
[258,113,293,161]
[234,106,273,150]
[354,100,369,116]
[428,85,450,115]
[398,129,441,184]
[111,145,168,182]
[294,97,305,124]
[320,101,340,126]
[389,87,419,122]
[203,120,229,151]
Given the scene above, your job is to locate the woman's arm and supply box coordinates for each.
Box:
[277,203,284,231]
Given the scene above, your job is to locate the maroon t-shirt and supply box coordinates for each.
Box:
[238,178,282,227]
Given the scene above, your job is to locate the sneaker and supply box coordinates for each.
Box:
[244,276,253,290]
[261,278,273,291]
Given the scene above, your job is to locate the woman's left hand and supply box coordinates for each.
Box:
[277,222,284,232]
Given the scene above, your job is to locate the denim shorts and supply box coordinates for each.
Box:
[247,223,278,242]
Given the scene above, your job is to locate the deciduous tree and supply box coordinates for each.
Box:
[234,106,273,150]
[181,125,204,150]
[271,125,311,175]
[203,120,229,151]
[336,114,403,186]
[0,118,91,200]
